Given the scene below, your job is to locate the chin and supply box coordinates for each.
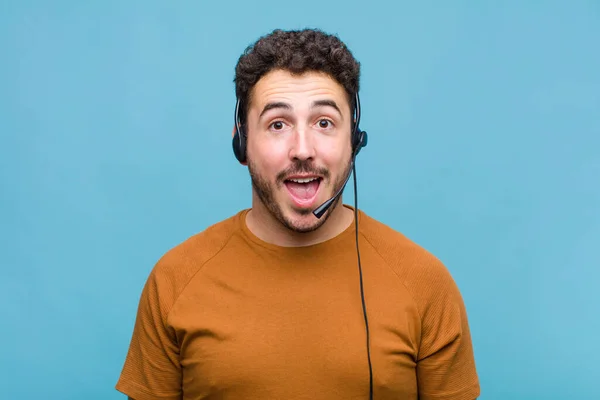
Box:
[280,195,341,233]
[280,212,328,233]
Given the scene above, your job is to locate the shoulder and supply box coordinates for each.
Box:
[358,210,480,397]
[144,211,243,309]
[358,210,461,312]
[115,213,245,400]
[358,210,446,275]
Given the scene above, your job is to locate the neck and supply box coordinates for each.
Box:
[245,195,355,247]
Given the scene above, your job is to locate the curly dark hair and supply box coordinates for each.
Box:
[234,28,361,121]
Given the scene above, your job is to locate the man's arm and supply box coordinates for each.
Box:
[414,260,480,400]
[115,266,183,399]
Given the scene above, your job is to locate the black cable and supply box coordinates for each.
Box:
[352,161,373,400]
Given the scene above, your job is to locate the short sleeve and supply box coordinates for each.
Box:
[115,269,182,400]
[416,263,480,400]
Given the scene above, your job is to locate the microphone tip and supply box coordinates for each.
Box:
[312,198,334,219]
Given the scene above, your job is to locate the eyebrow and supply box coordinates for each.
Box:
[259,102,291,119]
[258,99,343,119]
[311,99,342,118]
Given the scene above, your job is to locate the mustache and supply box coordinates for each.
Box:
[276,160,330,183]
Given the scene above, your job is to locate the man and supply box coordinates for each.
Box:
[116,28,480,400]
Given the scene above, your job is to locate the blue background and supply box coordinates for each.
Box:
[1,1,599,399]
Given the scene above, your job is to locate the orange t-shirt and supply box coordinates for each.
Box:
[116,206,480,400]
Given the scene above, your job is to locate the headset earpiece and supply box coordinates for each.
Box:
[353,129,368,156]
[232,99,247,164]
[351,92,367,157]
[232,128,246,164]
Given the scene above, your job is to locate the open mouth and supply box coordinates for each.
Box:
[283,176,323,207]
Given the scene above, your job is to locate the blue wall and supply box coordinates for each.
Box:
[1,1,598,399]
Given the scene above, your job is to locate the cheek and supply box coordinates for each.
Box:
[322,145,351,168]
[249,139,288,173]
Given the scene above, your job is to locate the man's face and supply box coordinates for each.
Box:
[245,69,353,233]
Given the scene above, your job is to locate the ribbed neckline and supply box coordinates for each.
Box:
[236,204,364,256]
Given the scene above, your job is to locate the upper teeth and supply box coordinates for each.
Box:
[290,177,318,183]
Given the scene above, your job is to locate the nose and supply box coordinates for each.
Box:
[288,126,316,161]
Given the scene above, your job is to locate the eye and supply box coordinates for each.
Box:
[317,119,333,129]
[269,121,285,131]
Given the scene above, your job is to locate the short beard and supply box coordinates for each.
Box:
[247,158,352,234]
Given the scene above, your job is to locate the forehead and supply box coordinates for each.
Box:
[248,69,350,113]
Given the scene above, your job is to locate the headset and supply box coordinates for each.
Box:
[233,93,373,400]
